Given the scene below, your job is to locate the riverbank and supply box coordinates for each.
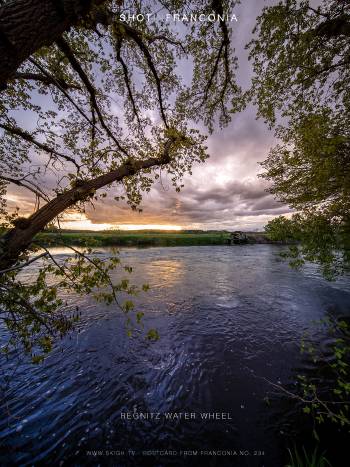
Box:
[35,230,277,248]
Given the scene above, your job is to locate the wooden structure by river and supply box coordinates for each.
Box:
[227,231,248,244]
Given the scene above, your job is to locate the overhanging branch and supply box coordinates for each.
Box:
[0,139,173,270]
[13,71,81,90]
[0,122,80,170]
[115,38,141,126]
[56,37,129,157]
[119,21,169,128]
[0,252,48,275]
[0,175,50,202]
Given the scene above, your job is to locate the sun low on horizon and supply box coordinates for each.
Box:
[60,214,183,231]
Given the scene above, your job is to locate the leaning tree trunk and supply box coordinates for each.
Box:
[0,153,171,271]
[0,0,107,91]
[0,0,173,271]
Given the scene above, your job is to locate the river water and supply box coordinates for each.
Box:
[1,245,349,466]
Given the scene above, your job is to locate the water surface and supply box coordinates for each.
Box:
[1,245,349,466]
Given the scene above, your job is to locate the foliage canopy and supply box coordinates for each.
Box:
[247,0,350,277]
[1,0,350,360]
[0,0,241,358]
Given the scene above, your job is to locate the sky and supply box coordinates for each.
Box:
[6,0,293,232]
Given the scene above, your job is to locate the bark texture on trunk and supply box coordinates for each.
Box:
[315,16,350,38]
[0,0,106,90]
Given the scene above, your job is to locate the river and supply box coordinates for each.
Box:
[1,245,349,466]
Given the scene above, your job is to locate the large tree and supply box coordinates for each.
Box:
[0,0,241,357]
[0,0,108,90]
[247,0,350,278]
[247,1,350,433]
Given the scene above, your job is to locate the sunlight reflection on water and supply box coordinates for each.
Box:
[1,245,349,466]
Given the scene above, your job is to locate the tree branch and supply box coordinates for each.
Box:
[115,38,141,126]
[0,139,174,270]
[307,6,330,19]
[0,122,80,170]
[119,21,169,128]
[203,0,232,102]
[56,36,129,156]
[13,71,81,90]
[314,15,350,38]
[0,175,50,202]
[29,57,99,134]
[0,252,48,275]
[146,34,186,53]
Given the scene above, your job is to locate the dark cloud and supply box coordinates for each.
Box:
[187,179,270,203]
[85,173,291,230]
[6,0,292,231]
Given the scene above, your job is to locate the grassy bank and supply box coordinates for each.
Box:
[35,230,272,248]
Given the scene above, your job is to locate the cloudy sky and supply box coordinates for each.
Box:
[6,0,292,231]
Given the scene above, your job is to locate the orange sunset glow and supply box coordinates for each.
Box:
[60,213,182,231]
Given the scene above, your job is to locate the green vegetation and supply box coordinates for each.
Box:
[264,215,347,280]
[1,0,349,361]
[286,445,331,467]
[35,229,274,247]
[298,318,350,432]
[250,0,350,279]
[0,0,242,358]
[252,1,350,450]
[37,230,230,247]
